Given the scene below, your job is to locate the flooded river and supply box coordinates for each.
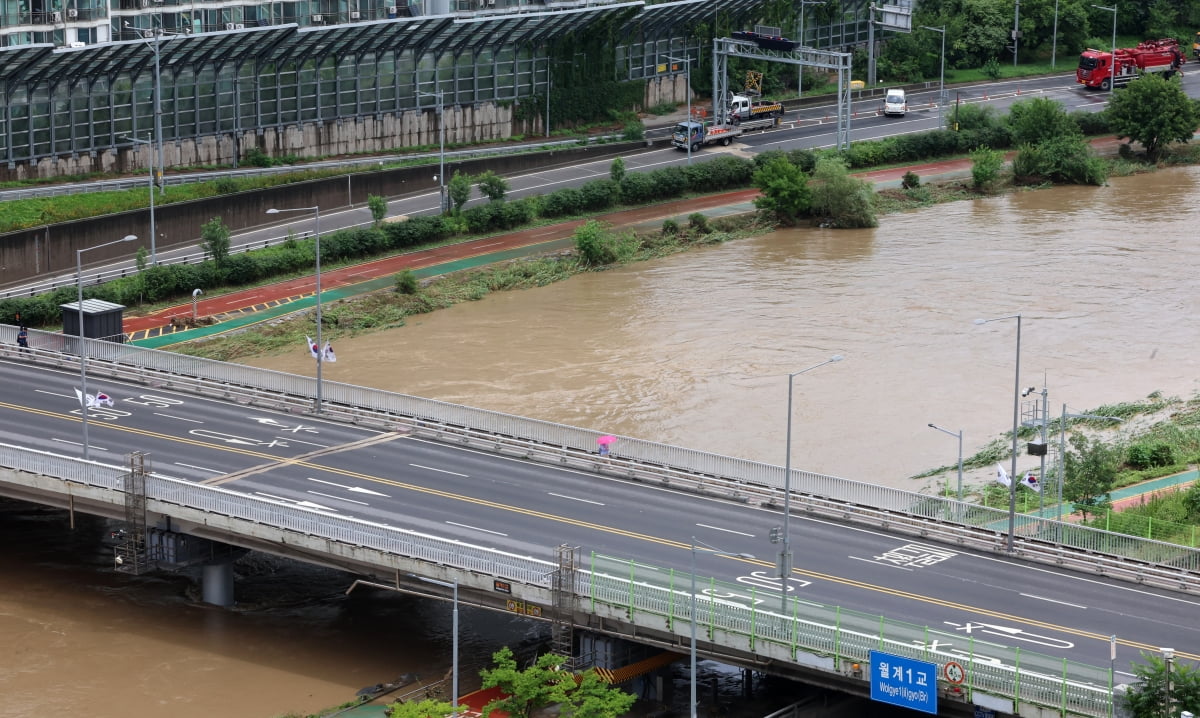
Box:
[6,167,1200,716]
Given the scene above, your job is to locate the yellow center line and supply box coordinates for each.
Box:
[4,399,1192,660]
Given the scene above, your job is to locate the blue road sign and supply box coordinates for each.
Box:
[869,650,938,715]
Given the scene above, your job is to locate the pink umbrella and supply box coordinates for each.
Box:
[596,435,617,446]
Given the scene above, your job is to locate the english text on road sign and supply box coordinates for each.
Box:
[869,650,938,715]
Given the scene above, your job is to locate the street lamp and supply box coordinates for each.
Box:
[121,133,158,265]
[1012,0,1021,67]
[663,54,692,166]
[1163,647,1175,718]
[927,423,963,501]
[1051,0,1060,68]
[689,538,753,718]
[413,576,459,712]
[920,25,946,129]
[1092,5,1117,96]
[76,234,137,460]
[125,22,177,230]
[779,354,844,608]
[795,0,827,98]
[417,90,446,213]
[974,314,1022,553]
[266,206,324,412]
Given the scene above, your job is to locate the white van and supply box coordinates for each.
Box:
[883,89,907,117]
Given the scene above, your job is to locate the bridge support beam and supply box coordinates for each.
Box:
[202,559,236,606]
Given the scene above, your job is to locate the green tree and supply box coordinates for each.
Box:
[476,170,509,202]
[572,219,630,265]
[1063,433,1118,521]
[448,171,473,213]
[386,697,457,718]
[1106,74,1200,161]
[609,157,625,183]
[135,245,148,273]
[480,648,574,718]
[199,217,231,267]
[479,648,635,718]
[809,157,877,228]
[368,194,388,227]
[1123,651,1200,718]
[969,145,1004,190]
[751,155,811,225]
[1007,97,1081,146]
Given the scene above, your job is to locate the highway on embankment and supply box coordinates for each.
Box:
[1,355,1196,677]
[14,69,1198,298]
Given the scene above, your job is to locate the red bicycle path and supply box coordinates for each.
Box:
[123,137,1129,336]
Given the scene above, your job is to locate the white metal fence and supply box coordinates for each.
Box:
[6,324,1198,582]
[0,442,1115,717]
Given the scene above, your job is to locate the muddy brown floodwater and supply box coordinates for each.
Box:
[250,165,1200,492]
[5,167,1200,717]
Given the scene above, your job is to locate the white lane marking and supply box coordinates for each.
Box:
[848,555,913,570]
[174,462,224,474]
[278,437,329,448]
[36,389,74,400]
[411,463,468,477]
[547,492,605,505]
[51,438,107,451]
[446,521,507,537]
[254,492,339,513]
[155,412,204,423]
[308,490,370,506]
[307,477,389,497]
[1018,593,1087,609]
[695,523,754,537]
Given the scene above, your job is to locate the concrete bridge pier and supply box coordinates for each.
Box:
[201,558,236,606]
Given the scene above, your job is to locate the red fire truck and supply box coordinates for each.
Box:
[1076,38,1185,90]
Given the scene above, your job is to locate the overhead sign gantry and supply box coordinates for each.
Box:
[712,35,853,151]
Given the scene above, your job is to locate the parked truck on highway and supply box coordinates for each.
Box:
[672,121,742,151]
[1076,37,1185,90]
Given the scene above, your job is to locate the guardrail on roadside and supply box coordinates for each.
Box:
[3,329,1198,595]
[0,442,1117,718]
[0,231,312,300]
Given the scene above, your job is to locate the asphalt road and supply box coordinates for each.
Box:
[17,70,1199,296]
[2,356,1196,677]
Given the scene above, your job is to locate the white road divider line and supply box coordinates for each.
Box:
[547,492,605,505]
[446,521,507,537]
[410,463,468,477]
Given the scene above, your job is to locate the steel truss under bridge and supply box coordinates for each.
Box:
[712,37,853,152]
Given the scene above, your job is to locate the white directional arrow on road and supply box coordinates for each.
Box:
[307,477,389,497]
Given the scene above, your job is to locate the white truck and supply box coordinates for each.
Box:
[672,121,743,151]
[728,93,785,124]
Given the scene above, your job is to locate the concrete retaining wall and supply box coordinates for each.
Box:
[0,139,650,287]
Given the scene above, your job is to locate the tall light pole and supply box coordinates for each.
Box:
[418,90,446,213]
[126,22,175,223]
[920,25,946,129]
[795,0,827,98]
[1051,0,1060,68]
[1163,647,1175,718]
[122,133,158,265]
[1092,5,1117,95]
[664,54,692,166]
[76,234,137,460]
[690,538,753,718]
[974,314,1022,553]
[413,576,459,711]
[1012,0,1021,67]
[266,206,323,412]
[779,354,843,608]
[927,423,963,501]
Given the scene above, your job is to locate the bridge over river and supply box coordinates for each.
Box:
[0,326,1197,718]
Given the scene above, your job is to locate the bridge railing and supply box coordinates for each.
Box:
[584,552,1114,718]
[0,441,1114,717]
[5,325,1200,584]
